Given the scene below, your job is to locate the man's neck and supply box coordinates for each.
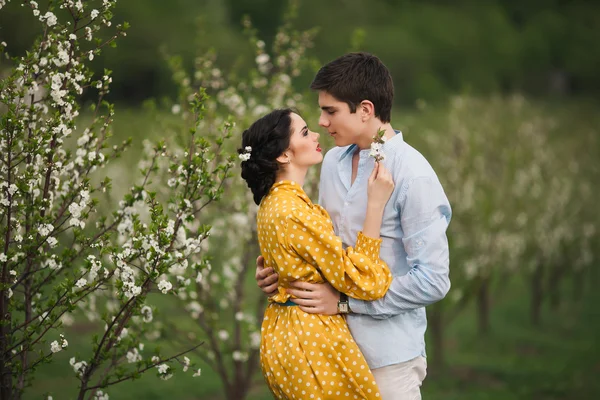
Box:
[355,123,395,150]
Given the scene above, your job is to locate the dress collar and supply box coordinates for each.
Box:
[269,180,313,207]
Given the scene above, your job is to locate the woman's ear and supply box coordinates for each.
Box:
[359,100,375,122]
[276,153,291,165]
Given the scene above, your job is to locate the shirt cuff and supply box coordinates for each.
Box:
[348,297,371,315]
[355,231,382,260]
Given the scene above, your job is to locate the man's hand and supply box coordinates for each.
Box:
[287,281,340,315]
[255,255,279,297]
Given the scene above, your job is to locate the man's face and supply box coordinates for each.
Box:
[317,91,363,147]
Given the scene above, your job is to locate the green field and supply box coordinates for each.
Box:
[25,271,599,400]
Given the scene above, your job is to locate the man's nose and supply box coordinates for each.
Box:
[318,114,329,128]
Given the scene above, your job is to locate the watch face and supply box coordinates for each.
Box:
[339,303,349,313]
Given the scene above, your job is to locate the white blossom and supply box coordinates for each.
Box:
[50,341,62,353]
[94,390,109,400]
[232,351,248,362]
[43,12,57,27]
[126,348,142,363]
[250,332,261,348]
[218,330,229,341]
[38,223,54,236]
[140,305,153,322]
[60,334,68,349]
[157,280,172,294]
[157,363,170,377]
[255,53,269,66]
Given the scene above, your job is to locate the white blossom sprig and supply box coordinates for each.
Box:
[369,127,387,162]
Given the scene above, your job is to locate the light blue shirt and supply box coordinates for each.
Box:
[318,131,451,369]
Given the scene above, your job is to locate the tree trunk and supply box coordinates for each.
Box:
[530,263,544,326]
[226,383,250,400]
[591,262,599,289]
[477,276,490,336]
[548,263,563,311]
[0,293,12,400]
[572,270,584,302]
[428,302,445,373]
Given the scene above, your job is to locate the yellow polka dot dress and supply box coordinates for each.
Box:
[257,181,393,399]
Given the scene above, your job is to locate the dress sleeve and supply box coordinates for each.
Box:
[284,207,392,300]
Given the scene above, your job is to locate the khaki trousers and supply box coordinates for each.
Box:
[372,357,427,400]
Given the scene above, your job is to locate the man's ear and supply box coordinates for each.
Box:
[359,100,375,121]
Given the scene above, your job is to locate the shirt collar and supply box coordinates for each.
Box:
[337,130,403,162]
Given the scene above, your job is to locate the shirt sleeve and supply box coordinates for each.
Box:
[349,176,452,318]
[284,208,392,301]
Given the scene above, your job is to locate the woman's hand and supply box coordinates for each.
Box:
[255,255,279,297]
[367,162,395,209]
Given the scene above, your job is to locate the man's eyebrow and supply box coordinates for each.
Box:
[320,105,337,111]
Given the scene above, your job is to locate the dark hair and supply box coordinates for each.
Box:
[310,52,394,123]
[238,109,293,205]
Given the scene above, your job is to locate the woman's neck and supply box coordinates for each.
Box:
[275,167,307,187]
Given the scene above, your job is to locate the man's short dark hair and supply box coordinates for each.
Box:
[310,52,394,123]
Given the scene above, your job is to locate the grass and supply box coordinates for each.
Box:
[422,275,600,400]
[23,272,600,399]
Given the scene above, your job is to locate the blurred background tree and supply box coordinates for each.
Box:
[2,0,599,105]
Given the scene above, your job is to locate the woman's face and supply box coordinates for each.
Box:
[286,113,322,167]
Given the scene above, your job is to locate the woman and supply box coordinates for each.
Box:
[239,109,394,399]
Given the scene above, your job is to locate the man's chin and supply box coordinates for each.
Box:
[333,137,351,147]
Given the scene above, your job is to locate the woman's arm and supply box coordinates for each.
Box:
[285,163,395,301]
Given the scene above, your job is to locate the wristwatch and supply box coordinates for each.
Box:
[337,293,350,314]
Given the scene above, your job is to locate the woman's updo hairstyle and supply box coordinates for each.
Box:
[238,108,293,205]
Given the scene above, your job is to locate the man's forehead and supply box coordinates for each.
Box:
[317,91,354,110]
[318,93,343,108]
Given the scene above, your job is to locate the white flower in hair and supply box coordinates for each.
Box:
[239,146,252,161]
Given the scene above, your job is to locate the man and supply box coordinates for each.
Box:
[256,52,451,399]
